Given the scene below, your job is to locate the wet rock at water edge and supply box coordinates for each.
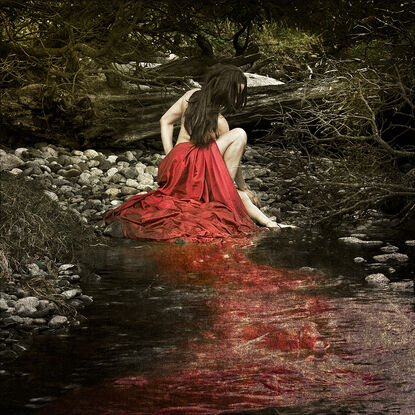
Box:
[61,289,82,300]
[365,273,390,287]
[338,236,383,247]
[372,253,408,263]
[389,280,414,292]
[380,245,399,253]
[353,257,366,264]
[48,315,68,328]
[405,240,415,247]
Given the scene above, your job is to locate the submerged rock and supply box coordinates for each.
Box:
[338,237,383,247]
[380,245,399,253]
[389,281,414,291]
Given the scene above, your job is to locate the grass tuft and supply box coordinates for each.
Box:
[0,172,98,277]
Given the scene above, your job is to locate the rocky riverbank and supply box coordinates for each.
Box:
[0,141,413,364]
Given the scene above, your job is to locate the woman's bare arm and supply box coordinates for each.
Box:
[160,88,199,155]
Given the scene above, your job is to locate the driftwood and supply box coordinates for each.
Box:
[0,77,340,149]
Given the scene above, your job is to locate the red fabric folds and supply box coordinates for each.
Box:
[104,141,262,242]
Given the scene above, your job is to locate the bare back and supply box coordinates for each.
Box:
[175,89,228,146]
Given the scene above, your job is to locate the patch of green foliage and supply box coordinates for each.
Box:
[0,172,98,278]
[342,39,394,66]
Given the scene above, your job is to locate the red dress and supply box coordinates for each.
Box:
[104,141,262,242]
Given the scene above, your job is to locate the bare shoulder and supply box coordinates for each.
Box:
[217,113,229,135]
[181,88,200,111]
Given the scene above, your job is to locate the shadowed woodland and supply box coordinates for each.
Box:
[1,0,414,226]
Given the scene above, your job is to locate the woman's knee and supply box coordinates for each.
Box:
[231,128,247,147]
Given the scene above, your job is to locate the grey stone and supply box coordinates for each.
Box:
[117,161,130,169]
[110,173,123,183]
[124,151,136,161]
[3,315,24,326]
[27,263,45,277]
[372,253,408,263]
[15,148,29,158]
[90,168,103,177]
[58,264,76,272]
[389,280,414,291]
[121,167,139,179]
[137,172,154,189]
[48,315,68,328]
[365,273,390,286]
[44,190,59,202]
[405,240,415,247]
[84,149,99,159]
[61,289,81,300]
[125,178,140,188]
[107,155,118,163]
[10,168,23,175]
[338,237,383,247]
[105,188,121,199]
[353,257,366,263]
[145,166,158,177]
[0,299,9,311]
[16,296,39,317]
[380,245,399,253]
[0,154,24,171]
[62,169,81,178]
[87,160,100,168]
[78,172,92,185]
[121,186,137,195]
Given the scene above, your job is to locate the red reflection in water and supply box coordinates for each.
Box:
[40,243,385,414]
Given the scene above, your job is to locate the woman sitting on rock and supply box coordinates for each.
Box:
[104,64,293,242]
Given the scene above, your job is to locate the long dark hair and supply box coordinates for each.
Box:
[184,64,247,146]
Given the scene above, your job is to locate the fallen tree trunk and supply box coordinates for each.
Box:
[0,78,341,149]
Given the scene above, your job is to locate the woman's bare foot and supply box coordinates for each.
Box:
[264,219,298,230]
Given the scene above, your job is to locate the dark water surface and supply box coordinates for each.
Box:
[1,228,414,414]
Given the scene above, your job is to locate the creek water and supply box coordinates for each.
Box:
[1,227,414,414]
